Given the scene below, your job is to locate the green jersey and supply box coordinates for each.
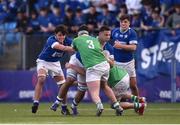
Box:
[73,35,106,68]
[108,66,128,88]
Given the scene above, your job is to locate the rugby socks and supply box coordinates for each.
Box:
[61,103,68,110]
[33,100,39,106]
[71,99,78,108]
[96,102,104,110]
[131,95,138,102]
[55,96,63,104]
[112,102,120,109]
[134,102,142,109]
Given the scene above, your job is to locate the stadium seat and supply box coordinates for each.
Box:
[0,24,5,31]
[4,22,21,45]
[4,22,17,31]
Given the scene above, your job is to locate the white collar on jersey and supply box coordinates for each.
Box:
[120,27,130,33]
[78,30,89,36]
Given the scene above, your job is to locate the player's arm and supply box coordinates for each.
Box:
[113,41,137,51]
[114,29,138,51]
[107,58,115,67]
[102,50,115,66]
[52,42,75,52]
[65,63,85,75]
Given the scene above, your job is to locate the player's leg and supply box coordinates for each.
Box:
[86,61,110,116]
[100,66,123,116]
[121,93,147,115]
[48,61,72,115]
[50,75,66,111]
[71,74,87,115]
[120,102,134,109]
[86,66,103,116]
[71,89,86,115]
[32,68,47,113]
[130,77,139,96]
[120,101,146,115]
[126,60,139,96]
[86,80,103,116]
[50,56,77,113]
[115,93,147,115]
[50,77,75,115]
[58,78,74,115]
[101,81,123,116]
[123,93,146,103]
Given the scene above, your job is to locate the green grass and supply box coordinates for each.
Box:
[0,102,180,124]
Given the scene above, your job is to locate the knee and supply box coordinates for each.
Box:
[37,77,46,85]
[61,78,74,89]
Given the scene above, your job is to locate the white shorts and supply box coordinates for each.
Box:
[112,74,130,101]
[77,74,86,84]
[86,61,110,82]
[36,59,64,77]
[115,59,136,77]
[66,54,84,79]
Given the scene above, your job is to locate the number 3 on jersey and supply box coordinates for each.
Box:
[86,40,95,49]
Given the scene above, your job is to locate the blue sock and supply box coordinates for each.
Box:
[33,100,39,106]
[55,96,63,104]
[71,99,78,108]
[61,104,67,111]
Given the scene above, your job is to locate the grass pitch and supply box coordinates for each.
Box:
[0,102,179,124]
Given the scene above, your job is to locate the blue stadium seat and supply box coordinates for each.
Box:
[4,22,17,31]
[0,24,5,31]
[4,22,21,45]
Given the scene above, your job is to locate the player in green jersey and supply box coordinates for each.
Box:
[108,65,146,115]
[66,62,147,115]
[68,25,146,116]
[72,25,123,116]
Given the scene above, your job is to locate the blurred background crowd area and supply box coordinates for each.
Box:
[0,0,180,35]
[0,0,180,70]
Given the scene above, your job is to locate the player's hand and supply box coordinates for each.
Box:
[65,63,71,69]
[113,40,122,49]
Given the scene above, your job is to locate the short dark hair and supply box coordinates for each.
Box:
[78,24,89,36]
[76,7,82,13]
[54,25,68,35]
[78,24,89,32]
[101,4,108,9]
[119,14,130,21]
[99,25,110,32]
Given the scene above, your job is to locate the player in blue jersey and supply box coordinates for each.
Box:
[31,25,74,114]
[111,14,139,96]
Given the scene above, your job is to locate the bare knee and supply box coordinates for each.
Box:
[37,76,46,86]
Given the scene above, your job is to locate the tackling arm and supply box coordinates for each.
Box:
[53,43,75,52]
[65,63,85,75]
